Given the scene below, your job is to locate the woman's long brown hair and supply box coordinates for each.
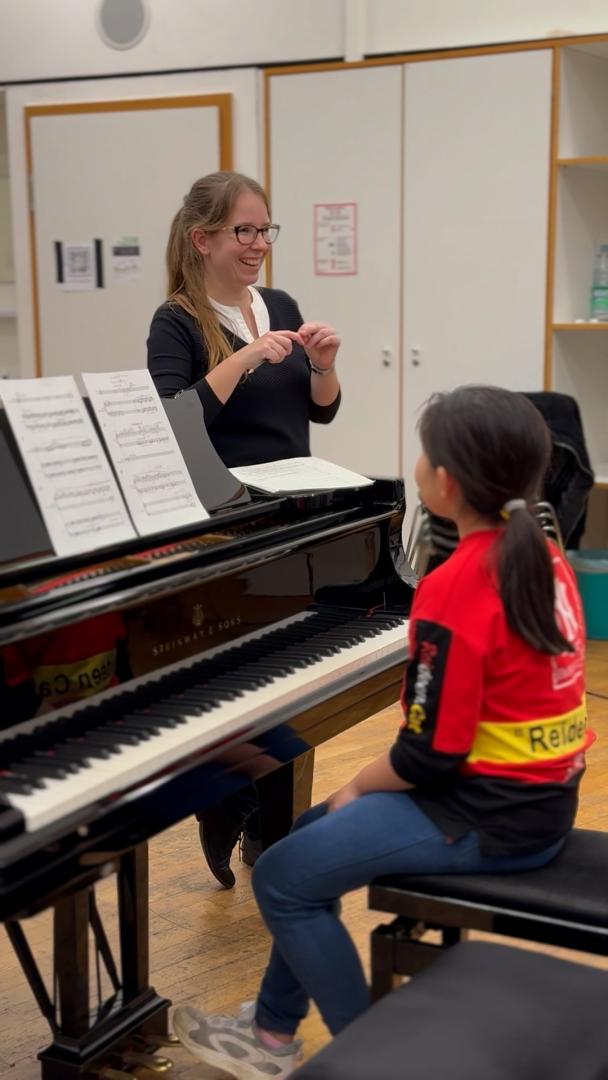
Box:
[166,171,269,370]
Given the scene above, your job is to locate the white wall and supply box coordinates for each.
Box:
[5,3,608,379]
[6,68,260,377]
[3,0,608,86]
[0,0,345,83]
[366,1,608,55]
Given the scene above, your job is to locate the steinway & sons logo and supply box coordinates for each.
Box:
[150,604,241,657]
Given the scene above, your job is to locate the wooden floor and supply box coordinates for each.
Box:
[1,640,607,1079]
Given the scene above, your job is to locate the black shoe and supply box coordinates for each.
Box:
[240,828,263,868]
[197,806,243,889]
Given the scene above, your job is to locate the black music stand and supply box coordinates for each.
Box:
[161,389,250,512]
[0,408,53,565]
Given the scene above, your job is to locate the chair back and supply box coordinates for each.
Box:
[403,501,564,583]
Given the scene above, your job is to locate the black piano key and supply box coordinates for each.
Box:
[119,713,178,733]
[323,627,377,641]
[151,698,211,715]
[129,708,186,728]
[99,719,160,740]
[0,776,37,796]
[162,693,216,712]
[82,729,142,747]
[25,750,80,772]
[13,761,71,781]
[171,689,233,708]
[50,742,113,762]
[239,657,299,674]
[200,673,267,690]
[234,656,293,673]
[182,684,244,701]
[65,736,122,756]
[280,641,334,655]
[0,797,25,840]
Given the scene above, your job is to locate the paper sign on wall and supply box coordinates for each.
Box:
[54,239,103,290]
[112,236,141,282]
[314,202,357,276]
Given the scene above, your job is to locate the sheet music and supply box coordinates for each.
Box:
[82,370,209,535]
[230,456,373,493]
[0,376,136,556]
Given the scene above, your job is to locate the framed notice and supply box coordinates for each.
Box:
[313,202,357,276]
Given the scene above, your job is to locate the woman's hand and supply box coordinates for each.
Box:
[299,322,341,372]
[326,780,361,814]
[235,329,303,373]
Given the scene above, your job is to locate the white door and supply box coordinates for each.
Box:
[402,51,552,524]
[28,96,230,377]
[269,66,403,477]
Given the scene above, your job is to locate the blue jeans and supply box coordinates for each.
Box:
[251,794,565,1037]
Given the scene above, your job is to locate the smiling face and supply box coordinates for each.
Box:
[193,190,271,299]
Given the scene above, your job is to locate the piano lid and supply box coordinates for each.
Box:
[0,478,406,646]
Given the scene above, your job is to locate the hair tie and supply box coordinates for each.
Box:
[500,498,527,522]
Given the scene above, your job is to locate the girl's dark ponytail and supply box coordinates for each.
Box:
[498,505,573,655]
[419,386,574,656]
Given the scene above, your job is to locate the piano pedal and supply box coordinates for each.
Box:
[121,1050,173,1072]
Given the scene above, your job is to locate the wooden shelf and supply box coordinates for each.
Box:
[553,323,608,331]
[552,48,608,523]
[558,157,608,171]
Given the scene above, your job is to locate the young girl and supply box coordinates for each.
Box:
[172,386,591,1080]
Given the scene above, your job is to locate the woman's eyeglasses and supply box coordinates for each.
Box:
[221,224,281,246]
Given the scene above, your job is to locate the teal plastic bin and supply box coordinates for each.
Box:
[568,550,608,640]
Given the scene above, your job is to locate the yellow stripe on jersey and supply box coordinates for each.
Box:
[466,701,587,765]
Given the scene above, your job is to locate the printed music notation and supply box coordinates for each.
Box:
[82,370,208,535]
[230,456,373,494]
[0,376,136,556]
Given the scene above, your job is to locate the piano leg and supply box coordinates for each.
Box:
[117,844,170,1041]
[293,749,315,821]
[7,843,170,1079]
[256,749,315,852]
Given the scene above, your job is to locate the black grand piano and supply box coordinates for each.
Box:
[0,421,413,1077]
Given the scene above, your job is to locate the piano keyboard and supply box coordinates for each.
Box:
[0,606,408,836]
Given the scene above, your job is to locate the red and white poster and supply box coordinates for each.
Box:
[313,202,357,276]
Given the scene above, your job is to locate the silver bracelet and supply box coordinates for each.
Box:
[310,361,336,376]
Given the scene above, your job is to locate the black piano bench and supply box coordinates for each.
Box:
[292,940,608,1080]
[368,827,608,1001]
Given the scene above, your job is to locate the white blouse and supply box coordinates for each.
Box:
[209,286,270,342]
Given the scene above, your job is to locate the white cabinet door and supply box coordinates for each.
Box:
[402,51,552,523]
[269,66,403,477]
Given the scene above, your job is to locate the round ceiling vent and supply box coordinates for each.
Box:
[97,0,150,49]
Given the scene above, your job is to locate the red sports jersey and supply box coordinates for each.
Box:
[389,529,592,854]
